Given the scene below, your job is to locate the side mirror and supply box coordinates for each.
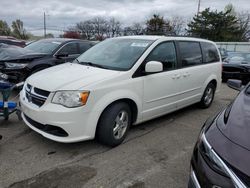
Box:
[227,79,242,91]
[55,52,69,59]
[145,61,163,73]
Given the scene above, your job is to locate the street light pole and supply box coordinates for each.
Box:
[197,0,201,15]
[44,12,46,38]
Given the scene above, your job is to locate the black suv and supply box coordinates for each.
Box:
[0,38,95,83]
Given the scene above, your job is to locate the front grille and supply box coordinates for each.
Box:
[25,92,46,107]
[25,83,50,107]
[24,114,68,137]
[223,66,244,73]
[34,87,50,97]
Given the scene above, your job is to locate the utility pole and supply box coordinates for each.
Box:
[44,12,46,38]
[197,0,201,15]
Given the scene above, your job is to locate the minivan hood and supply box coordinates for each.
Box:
[217,88,250,151]
[27,63,120,91]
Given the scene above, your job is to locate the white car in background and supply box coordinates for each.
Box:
[20,36,221,147]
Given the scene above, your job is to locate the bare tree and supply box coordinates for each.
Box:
[169,16,186,35]
[107,17,121,37]
[76,20,94,40]
[123,26,134,36]
[91,17,109,40]
[131,23,145,35]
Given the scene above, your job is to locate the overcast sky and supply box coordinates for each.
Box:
[1,0,250,36]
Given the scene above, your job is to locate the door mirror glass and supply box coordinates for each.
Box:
[145,61,163,73]
[227,79,242,91]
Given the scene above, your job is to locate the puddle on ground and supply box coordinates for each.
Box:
[9,165,97,188]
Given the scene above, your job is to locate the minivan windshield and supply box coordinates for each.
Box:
[76,38,154,71]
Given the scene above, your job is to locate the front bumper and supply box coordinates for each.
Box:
[0,68,27,83]
[20,89,100,143]
[222,71,250,84]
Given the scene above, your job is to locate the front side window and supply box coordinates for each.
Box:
[79,42,92,54]
[201,42,220,63]
[58,43,78,55]
[179,41,202,67]
[145,42,177,71]
[76,38,154,71]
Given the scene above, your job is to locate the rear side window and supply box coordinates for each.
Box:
[201,42,220,63]
[145,42,177,71]
[79,42,92,54]
[179,42,202,67]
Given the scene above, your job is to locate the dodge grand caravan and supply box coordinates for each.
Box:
[20,36,221,147]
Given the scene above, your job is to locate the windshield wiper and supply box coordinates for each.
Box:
[78,61,106,69]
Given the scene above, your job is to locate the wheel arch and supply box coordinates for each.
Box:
[202,75,219,98]
[94,96,140,138]
[100,98,138,124]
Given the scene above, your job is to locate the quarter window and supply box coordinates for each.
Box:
[201,42,220,63]
[145,42,177,71]
[179,42,202,67]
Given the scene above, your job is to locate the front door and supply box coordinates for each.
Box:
[142,41,181,121]
[55,42,80,64]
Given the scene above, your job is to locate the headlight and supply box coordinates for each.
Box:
[199,133,229,176]
[52,91,90,108]
[5,62,28,69]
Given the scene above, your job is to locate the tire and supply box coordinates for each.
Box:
[199,83,216,108]
[96,102,131,147]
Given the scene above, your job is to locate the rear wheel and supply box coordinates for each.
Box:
[199,83,216,108]
[96,102,131,147]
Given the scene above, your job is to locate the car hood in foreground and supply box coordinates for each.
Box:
[217,88,250,151]
[206,119,250,177]
[27,63,121,91]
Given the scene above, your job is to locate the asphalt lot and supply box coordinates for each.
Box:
[0,83,238,188]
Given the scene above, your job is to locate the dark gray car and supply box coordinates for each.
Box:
[0,38,95,83]
[189,79,250,188]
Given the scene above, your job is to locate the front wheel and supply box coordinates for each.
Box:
[199,83,215,108]
[96,102,131,147]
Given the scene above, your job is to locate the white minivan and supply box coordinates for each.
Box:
[20,36,221,146]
